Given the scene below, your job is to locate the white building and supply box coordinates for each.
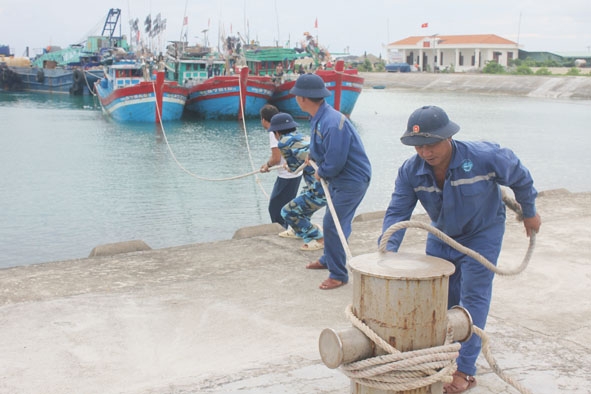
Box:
[386,34,519,72]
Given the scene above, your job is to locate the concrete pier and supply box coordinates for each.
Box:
[0,189,589,394]
[360,72,591,100]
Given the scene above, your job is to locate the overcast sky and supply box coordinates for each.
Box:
[1,0,590,59]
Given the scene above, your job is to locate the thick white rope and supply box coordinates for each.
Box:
[237,70,269,198]
[474,326,533,394]
[378,221,536,276]
[340,304,460,391]
[149,74,278,192]
[82,69,97,97]
[307,160,353,260]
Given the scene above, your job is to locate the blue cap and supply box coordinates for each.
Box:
[289,73,331,98]
[400,105,460,146]
[269,113,298,132]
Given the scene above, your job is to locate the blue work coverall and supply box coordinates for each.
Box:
[381,139,538,376]
[309,101,372,283]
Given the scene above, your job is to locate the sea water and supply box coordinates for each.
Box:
[1,89,590,268]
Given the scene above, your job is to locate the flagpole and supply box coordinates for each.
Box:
[315,17,319,50]
[180,0,188,42]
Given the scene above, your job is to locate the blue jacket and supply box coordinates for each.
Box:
[308,102,371,187]
[382,140,538,251]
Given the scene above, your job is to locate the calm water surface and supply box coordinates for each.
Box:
[1,89,590,268]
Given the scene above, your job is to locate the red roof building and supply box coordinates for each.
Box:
[387,34,519,72]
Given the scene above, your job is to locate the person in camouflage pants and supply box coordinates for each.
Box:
[267,112,326,251]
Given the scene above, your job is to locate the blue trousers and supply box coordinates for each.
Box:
[319,180,370,283]
[426,227,504,376]
[268,176,301,228]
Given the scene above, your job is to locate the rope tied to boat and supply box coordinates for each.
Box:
[335,190,535,393]
[151,73,281,198]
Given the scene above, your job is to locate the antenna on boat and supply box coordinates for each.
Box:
[180,0,189,43]
[201,29,209,48]
[274,0,280,47]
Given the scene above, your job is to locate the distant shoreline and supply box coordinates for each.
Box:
[359,72,591,100]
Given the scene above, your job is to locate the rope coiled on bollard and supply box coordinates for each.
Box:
[341,304,460,391]
[339,190,536,393]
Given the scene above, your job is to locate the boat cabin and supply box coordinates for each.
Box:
[106,63,147,89]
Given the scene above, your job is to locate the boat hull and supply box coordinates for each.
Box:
[270,61,364,119]
[6,66,101,95]
[95,75,188,123]
[185,67,275,120]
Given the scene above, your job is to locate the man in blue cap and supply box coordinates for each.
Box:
[290,73,372,290]
[380,105,542,393]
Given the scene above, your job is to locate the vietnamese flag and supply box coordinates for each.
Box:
[421,22,428,28]
[315,18,318,28]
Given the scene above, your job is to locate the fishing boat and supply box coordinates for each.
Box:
[3,8,131,95]
[94,60,189,123]
[244,46,307,83]
[184,66,275,120]
[270,59,364,119]
[1,54,80,95]
[164,41,227,88]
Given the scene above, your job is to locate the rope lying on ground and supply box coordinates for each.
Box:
[475,326,533,394]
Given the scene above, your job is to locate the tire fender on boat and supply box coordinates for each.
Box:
[73,69,84,83]
[36,70,44,83]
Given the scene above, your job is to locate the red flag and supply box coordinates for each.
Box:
[421,22,428,28]
[314,18,318,28]
[183,16,188,26]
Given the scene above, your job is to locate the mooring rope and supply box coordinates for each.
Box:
[335,191,536,393]
[307,160,353,260]
[82,69,97,97]
[340,304,461,391]
[150,75,278,192]
[474,326,533,394]
[237,70,269,198]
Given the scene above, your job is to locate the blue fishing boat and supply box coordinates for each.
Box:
[94,61,189,123]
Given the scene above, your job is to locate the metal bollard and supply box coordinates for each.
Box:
[319,251,460,394]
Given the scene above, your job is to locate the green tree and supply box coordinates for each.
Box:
[566,67,581,76]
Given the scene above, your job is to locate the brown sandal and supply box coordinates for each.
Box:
[443,371,477,393]
[319,278,346,290]
[306,260,327,269]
